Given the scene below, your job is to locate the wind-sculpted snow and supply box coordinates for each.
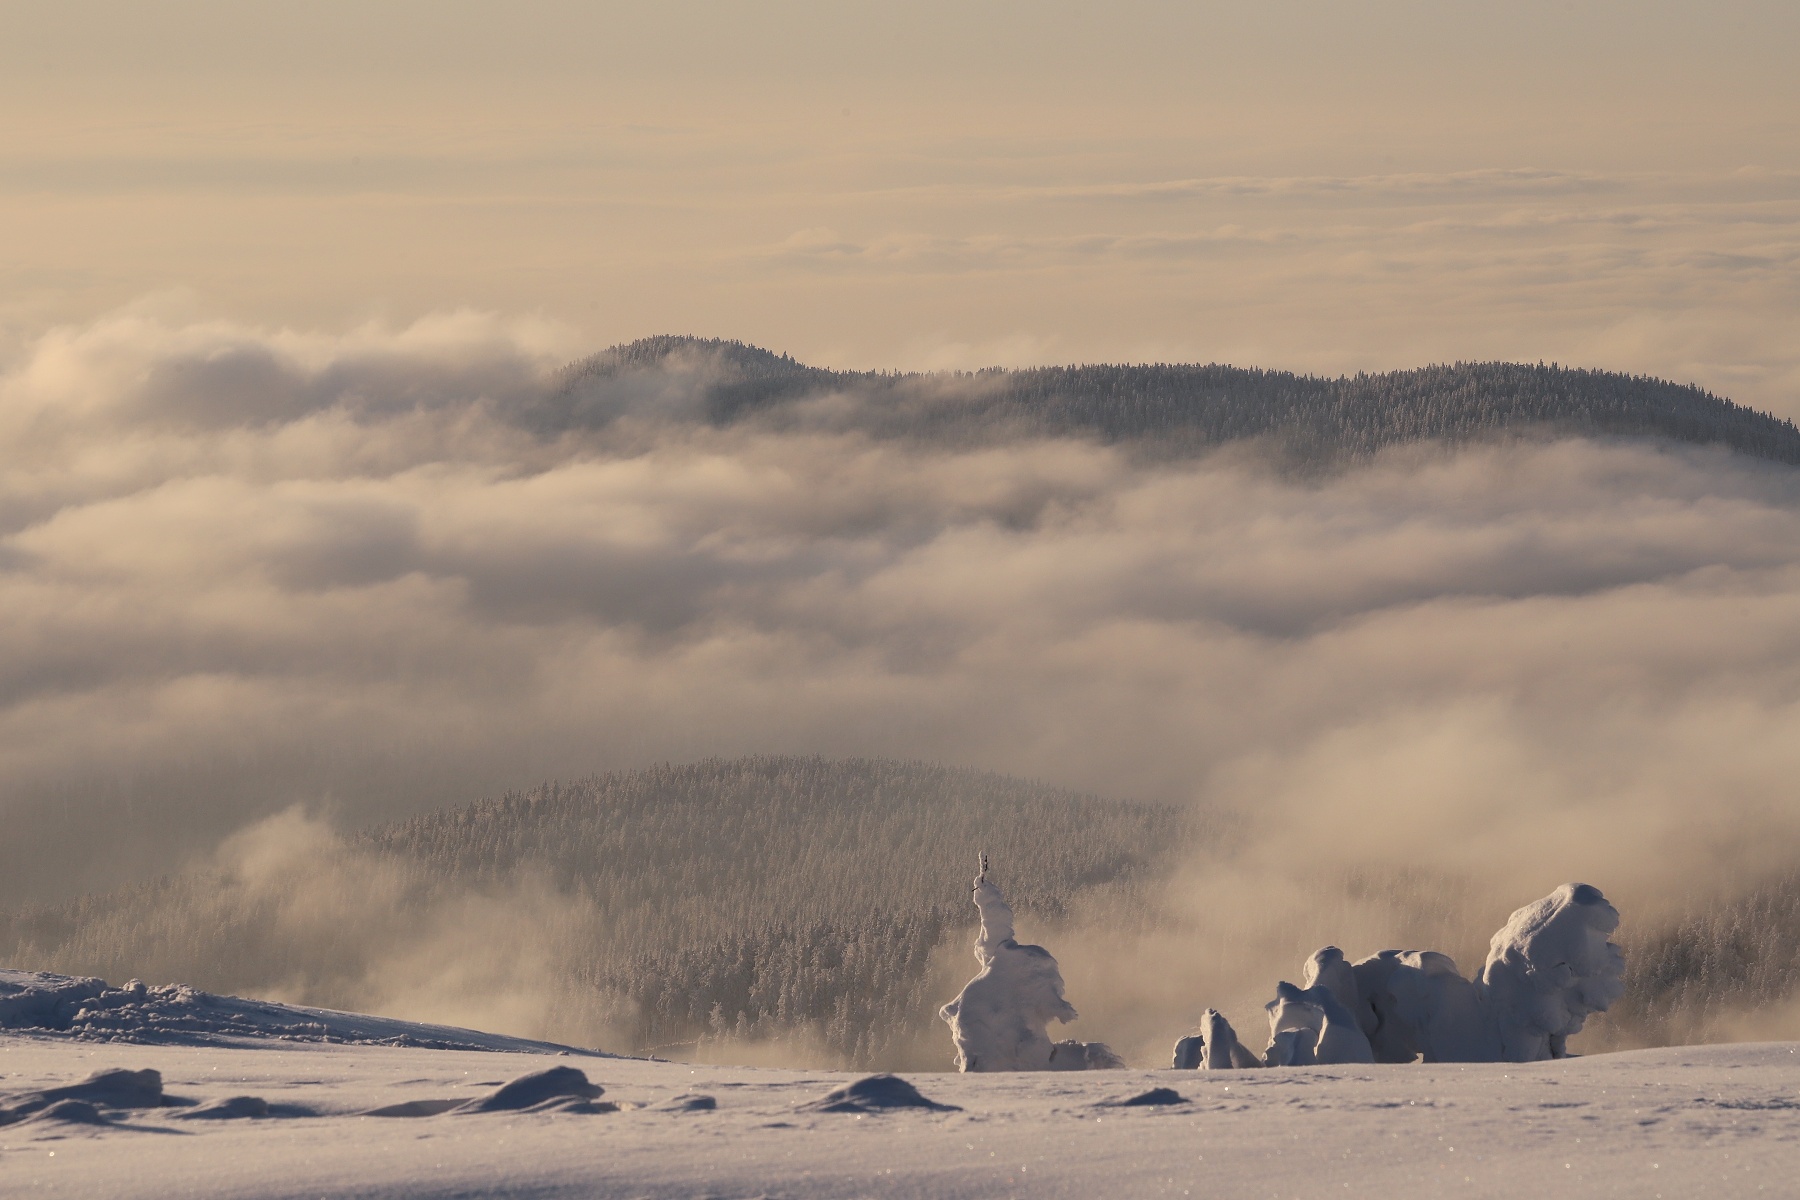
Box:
[0,969,599,1055]
[0,1068,168,1128]
[411,1066,617,1115]
[799,1074,960,1113]
[0,1054,619,1137]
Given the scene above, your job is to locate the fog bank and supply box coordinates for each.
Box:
[4,311,1800,1058]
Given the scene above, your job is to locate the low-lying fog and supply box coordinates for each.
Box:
[5,310,1799,1063]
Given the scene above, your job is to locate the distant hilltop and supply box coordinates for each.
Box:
[520,335,1800,466]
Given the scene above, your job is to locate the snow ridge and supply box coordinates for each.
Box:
[0,969,603,1056]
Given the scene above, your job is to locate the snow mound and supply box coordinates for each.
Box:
[0,969,605,1055]
[0,1067,171,1129]
[459,1066,604,1112]
[171,1096,272,1120]
[1107,1087,1187,1107]
[23,1099,113,1127]
[658,1093,718,1112]
[363,1067,615,1117]
[800,1074,961,1113]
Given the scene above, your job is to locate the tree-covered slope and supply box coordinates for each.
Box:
[11,752,1800,1064]
[533,336,1800,465]
[0,757,1184,1068]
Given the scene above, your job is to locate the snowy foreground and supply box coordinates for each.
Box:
[4,966,1796,1198]
[5,1033,1799,1197]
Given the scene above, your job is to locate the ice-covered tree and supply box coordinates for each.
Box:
[938,858,1122,1071]
[1173,883,1627,1069]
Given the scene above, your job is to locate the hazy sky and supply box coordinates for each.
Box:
[3,1,1796,409]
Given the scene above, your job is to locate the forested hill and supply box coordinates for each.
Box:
[534,336,1800,465]
[0,757,1184,1069]
[6,755,1796,1064]
[364,757,1168,928]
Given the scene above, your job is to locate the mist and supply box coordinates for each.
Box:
[4,309,1800,1063]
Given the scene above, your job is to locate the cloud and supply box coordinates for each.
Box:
[3,310,1800,1059]
[1022,167,1629,204]
[70,805,641,1049]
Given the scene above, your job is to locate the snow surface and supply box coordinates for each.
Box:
[6,1031,1800,1198]
[2,966,1797,1197]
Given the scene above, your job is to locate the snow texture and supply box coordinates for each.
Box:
[937,869,1120,1072]
[5,1035,1799,1198]
[0,969,600,1055]
[362,1067,616,1117]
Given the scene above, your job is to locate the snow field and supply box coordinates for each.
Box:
[4,1035,1797,1199]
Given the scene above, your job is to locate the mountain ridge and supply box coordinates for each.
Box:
[542,336,1800,466]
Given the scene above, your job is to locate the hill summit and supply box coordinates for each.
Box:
[530,337,1800,466]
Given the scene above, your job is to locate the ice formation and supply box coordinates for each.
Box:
[939,861,1120,1071]
[1173,883,1626,1069]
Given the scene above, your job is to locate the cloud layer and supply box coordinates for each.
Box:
[4,311,1800,1056]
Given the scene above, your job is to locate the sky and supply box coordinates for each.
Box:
[1,1,1797,410]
